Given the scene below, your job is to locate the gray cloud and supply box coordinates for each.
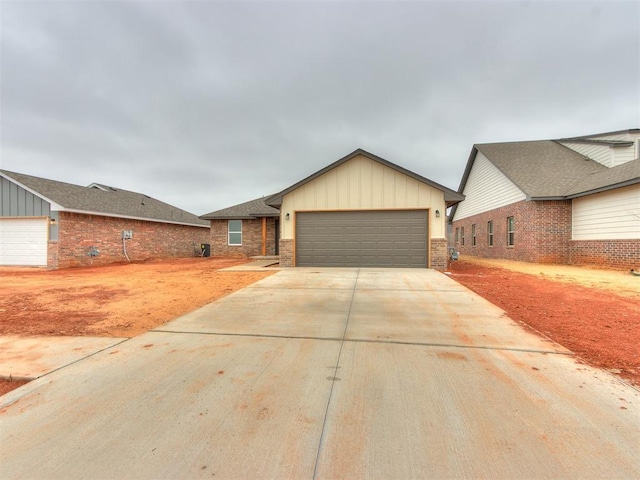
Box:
[2,0,638,214]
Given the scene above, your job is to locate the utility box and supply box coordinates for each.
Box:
[201,243,211,257]
[122,230,133,239]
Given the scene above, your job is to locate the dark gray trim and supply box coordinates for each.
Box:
[200,196,280,220]
[566,178,640,199]
[557,138,634,147]
[556,128,640,141]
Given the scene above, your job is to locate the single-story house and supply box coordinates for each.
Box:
[0,170,209,268]
[450,129,640,269]
[203,149,464,270]
[200,196,280,258]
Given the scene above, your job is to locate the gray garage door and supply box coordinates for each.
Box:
[296,210,428,268]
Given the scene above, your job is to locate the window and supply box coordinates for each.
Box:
[471,224,476,247]
[487,220,494,247]
[455,227,460,243]
[228,220,242,245]
[461,226,465,246]
[507,216,515,246]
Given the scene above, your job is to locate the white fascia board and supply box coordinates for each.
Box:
[0,173,64,210]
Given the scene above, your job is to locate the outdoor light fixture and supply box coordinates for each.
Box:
[286,213,290,220]
[435,210,441,218]
[50,218,56,225]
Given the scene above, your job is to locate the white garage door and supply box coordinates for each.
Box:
[0,218,48,266]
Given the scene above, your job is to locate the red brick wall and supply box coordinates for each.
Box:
[49,212,209,268]
[209,218,277,258]
[452,200,638,269]
[451,200,572,263]
[570,240,640,270]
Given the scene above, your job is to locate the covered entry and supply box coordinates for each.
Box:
[296,210,428,267]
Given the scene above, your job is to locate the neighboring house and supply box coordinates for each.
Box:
[450,129,640,269]
[0,170,209,268]
[200,196,280,258]
[267,148,463,269]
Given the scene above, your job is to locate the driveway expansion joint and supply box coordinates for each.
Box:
[312,268,360,479]
[150,329,572,356]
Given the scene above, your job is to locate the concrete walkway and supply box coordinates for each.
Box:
[0,336,127,380]
[1,268,639,479]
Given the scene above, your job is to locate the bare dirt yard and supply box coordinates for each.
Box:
[1,256,638,395]
[0,257,274,395]
[447,256,640,388]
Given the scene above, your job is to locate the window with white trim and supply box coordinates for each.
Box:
[507,216,515,247]
[471,224,476,247]
[228,220,242,245]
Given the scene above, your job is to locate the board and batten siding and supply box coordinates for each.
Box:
[572,185,640,240]
[453,152,526,221]
[280,154,446,238]
[1,176,51,217]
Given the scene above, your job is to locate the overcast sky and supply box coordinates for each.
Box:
[1,1,638,215]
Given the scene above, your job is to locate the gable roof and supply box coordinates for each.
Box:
[452,134,640,221]
[472,140,607,199]
[557,128,640,143]
[200,196,280,220]
[266,148,465,208]
[566,158,640,197]
[0,170,208,227]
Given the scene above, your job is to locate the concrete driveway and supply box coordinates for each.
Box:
[1,268,638,479]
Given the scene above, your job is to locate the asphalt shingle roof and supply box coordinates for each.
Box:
[474,141,609,198]
[200,196,280,219]
[0,170,208,227]
[566,158,640,197]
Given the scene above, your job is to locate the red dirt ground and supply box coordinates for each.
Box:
[447,258,640,387]
[1,257,638,395]
[0,257,274,395]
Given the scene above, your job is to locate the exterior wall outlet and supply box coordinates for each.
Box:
[122,230,133,239]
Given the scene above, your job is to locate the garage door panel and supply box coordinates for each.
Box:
[296,210,428,268]
[0,218,48,266]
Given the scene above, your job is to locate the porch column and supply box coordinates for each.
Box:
[261,217,267,256]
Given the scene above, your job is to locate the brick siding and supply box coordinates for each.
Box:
[452,199,638,270]
[570,239,640,270]
[279,238,294,267]
[48,212,209,268]
[430,238,448,271]
[209,218,277,258]
[451,199,572,263]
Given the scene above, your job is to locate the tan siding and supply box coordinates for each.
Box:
[612,144,638,166]
[597,133,639,142]
[560,142,612,166]
[454,152,526,221]
[562,132,640,167]
[573,185,640,240]
[280,155,446,239]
